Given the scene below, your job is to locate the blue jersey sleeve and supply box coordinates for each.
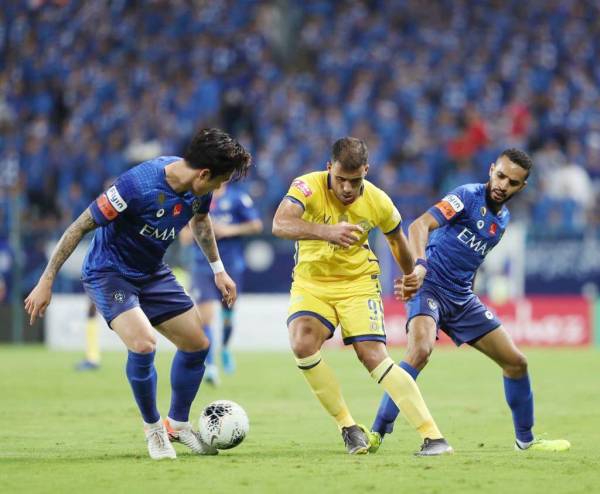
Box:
[236,192,260,222]
[193,192,213,215]
[427,186,469,227]
[88,170,140,226]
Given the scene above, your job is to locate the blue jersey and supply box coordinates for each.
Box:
[83,156,212,279]
[192,185,259,274]
[425,183,510,294]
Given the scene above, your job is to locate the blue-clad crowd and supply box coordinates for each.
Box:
[1,0,599,299]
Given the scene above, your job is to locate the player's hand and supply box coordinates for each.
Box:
[394,265,427,301]
[214,271,237,308]
[24,280,53,325]
[323,222,364,248]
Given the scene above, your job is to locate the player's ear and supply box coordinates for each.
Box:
[326,160,332,172]
[197,168,211,181]
[363,163,369,176]
[489,162,495,177]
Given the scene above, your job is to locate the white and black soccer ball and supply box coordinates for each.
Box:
[198,400,249,450]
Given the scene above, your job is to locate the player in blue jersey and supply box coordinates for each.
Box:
[183,182,263,385]
[25,128,251,460]
[366,149,570,454]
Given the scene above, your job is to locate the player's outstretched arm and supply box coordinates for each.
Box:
[213,218,263,240]
[384,227,414,275]
[189,213,237,307]
[24,208,99,325]
[272,198,362,247]
[398,212,440,301]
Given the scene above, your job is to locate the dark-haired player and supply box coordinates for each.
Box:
[368,149,570,453]
[25,128,252,460]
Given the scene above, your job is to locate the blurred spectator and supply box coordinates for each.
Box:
[3,0,600,292]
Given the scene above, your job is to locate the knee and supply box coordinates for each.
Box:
[405,343,432,370]
[129,337,157,354]
[179,332,210,353]
[503,353,528,378]
[355,346,385,372]
[289,320,322,358]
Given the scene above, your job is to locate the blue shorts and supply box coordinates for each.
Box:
[189,268,243,305]
[406,281,501,346]
[82,266,194,327]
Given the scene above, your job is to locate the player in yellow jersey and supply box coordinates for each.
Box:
[272,137,453,456]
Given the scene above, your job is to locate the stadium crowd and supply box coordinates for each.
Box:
[1,0,600,297]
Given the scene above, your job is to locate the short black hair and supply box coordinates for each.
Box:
[499,148,533,178]
[184,128,251,181]
[332,137,368,171]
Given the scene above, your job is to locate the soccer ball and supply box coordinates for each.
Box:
[198,400,249,450]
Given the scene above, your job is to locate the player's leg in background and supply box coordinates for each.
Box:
[196,300,220,386]
[76,301,101,371]
[353,339,451,455]
[220,300,235,374]
[371,315,437,440]
[470,326,570,451]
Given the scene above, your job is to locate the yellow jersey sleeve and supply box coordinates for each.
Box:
[284,174,318,212]
[377,189,402,234]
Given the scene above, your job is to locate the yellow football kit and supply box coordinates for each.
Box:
[285,171,402,344]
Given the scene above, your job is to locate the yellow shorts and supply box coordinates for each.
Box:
[287,276,386,345]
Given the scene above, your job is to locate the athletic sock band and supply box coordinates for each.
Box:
[370,357,395,384]
[295,351,322,370]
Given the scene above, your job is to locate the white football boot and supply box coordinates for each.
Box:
[144,420,177,460]
[164,418,218,456]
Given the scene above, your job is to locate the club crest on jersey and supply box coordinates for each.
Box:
[192,199,203,215]
[292,179,312,197]
[158,193,165,205]
[489,223,498,235]
[435,193,464,220]
[173,203,183,216]
[427,298,438,310]
[113,290,125,303]
[480,206,487,216]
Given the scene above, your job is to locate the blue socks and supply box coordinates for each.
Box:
[371,361,420,436]
[126,350,160,424]
[504,374,534,443]
[222,307,233,348]
[203,325,215,365]
[168,348,209,422]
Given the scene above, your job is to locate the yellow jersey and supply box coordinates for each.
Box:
[284,171,401,282]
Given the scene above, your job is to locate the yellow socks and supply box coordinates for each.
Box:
[85,316,100,364]
[371,357,442,439]
[296,351,355,429]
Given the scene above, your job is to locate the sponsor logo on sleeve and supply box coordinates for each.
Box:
[434,193,464,220]
[96,194,118,221]
[106,185,127,212]
[173,203,182,216]
[489,223,498,235]
[292,179,312,197]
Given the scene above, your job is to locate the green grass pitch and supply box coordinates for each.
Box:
[1,345,598,494]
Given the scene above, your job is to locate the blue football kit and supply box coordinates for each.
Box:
[82,156,212,326]
[190,185,259,304]
[406,183,509,345]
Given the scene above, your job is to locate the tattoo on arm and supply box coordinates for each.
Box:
[190,214,219,263]
[42,208,98,282]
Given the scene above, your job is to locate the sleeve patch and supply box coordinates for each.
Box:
[434,193,464,220]
[106,185,128,212]
[240,193,254,208]
[292,179,312,197]
[96,194,118,221]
